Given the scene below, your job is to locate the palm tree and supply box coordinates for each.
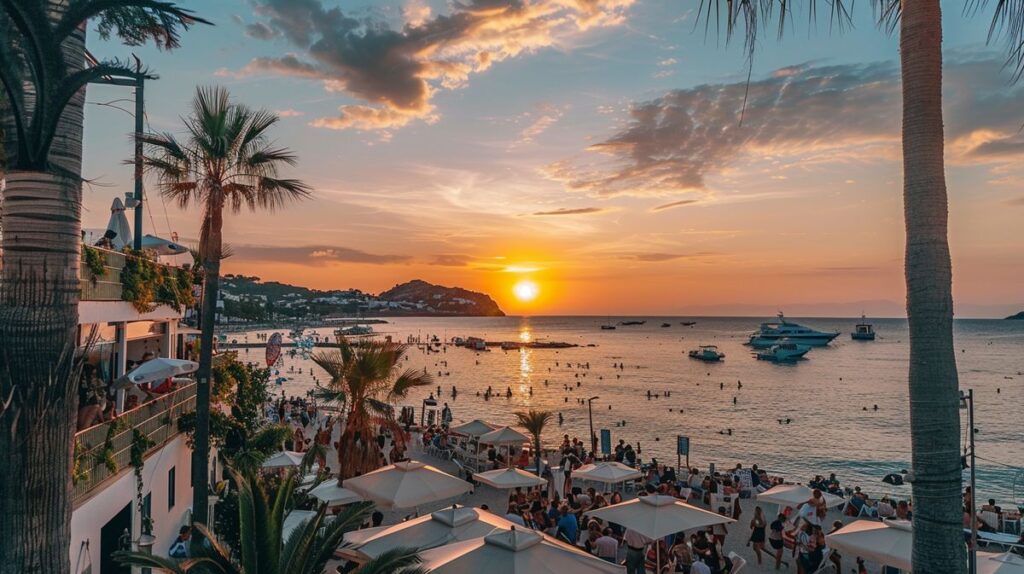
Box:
[0,3,205,573]
[698,1,1024,570]
[116,470,426,574]
[140,86,312,524]
[311,339,432,480]
[514,410,553,476]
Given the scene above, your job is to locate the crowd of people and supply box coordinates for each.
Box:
[76,351,184,430]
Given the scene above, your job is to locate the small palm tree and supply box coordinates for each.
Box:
[116,470,424,574]
[311,339,432,480]
[141,86,311,523]
[514,410,553,476]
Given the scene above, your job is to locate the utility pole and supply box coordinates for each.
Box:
[132,56,145,250]
[963,389,977,574]
[587,396,599,457]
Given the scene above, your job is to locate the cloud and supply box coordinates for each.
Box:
[232,244,410,265]
[531,206,607,215]
[519,104,566,144]
[245,22,277,40]
[240,0,634,131]
[549,55,1024,198]
[428,254,473,266]
[651,199,699,212]
[274,108,304,118]
[614,252,716,262]
[1006,196,1024,206]
[657,58,677,67]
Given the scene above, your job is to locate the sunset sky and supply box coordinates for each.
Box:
[81,0,1024,317]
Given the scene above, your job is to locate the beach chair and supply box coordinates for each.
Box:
[710,494,736,516]
[727,551,747,573]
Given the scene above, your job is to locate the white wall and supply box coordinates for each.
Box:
[70,436,193,573]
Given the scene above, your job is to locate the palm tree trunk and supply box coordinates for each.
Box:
[0,8,86,573]
[192,204,224,526]
[900,1,965,571]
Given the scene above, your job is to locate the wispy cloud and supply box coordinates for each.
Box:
[275,108,304,118]
[518,104,566,144]
[531,207,607,216]
[614,251,716,262]
[237,0,634,131]
[651,199,700,211]
[233,244,410,265]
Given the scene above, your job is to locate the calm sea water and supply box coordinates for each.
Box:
[231,316,1024,504]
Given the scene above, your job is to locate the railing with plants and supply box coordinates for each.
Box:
[71,382,197,506]
[79,246,196,312]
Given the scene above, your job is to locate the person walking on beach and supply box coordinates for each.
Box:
[768,512,788,570]
[749,505,767,565]
[623,527,651,574]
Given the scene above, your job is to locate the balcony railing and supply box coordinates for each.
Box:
[72,382,197,506]
[80,247,128,301]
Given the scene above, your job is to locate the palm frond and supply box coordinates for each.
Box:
[353,547,427,574]
[389,368,433,399]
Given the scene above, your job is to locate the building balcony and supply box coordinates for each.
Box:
[72,382,197,506]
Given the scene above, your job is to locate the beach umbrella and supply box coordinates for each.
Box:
[978,551,1024,574]
[573,461,643,484]
[340,506,535,562]
[756,484,845,509]
[474,467,546,489]
[282,509,317,539]
[261,451,304,469]
[307,480,363,506]
[105,197,132,250]
[119,358,198,386]
[451,419,497,437]
[141,234,188,256]
[342,460,472,509]
[824,519,912,572]
[479,426,529,446]
[416,526,624,574]
[586,495,733,538]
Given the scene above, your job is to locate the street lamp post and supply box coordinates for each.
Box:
[961,389,977,574]
[587,396,599,457]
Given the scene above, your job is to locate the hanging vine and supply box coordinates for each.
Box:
[93,417,127,474]
[72,438,91,485]
[82,246,108,285]
[131,428,157,534]
[120,250,196,313]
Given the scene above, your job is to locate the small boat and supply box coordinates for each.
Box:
[680,321,697,326]
[619,320,646,326]
[851,315,876,341]
[689,345,725,362]
[600,324,617,330]
[746,312,839,348]
[661,323,671,328]
[755,341,810,362]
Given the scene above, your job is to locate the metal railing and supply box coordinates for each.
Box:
[80,247,128,301]
[72,382,197,506]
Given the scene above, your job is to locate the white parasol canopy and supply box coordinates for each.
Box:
[756,484,845,509]
[573,461,643,484]
[825,519,913,572]
[121,358,198,385]
[341,506,534,562]
[261,450,304,469]
[282,509,317,540]
[451,419,497,437]
[141,234,188,256]
[978,551,1024,574]
[479,426,529,446]
[307,480,363,506]
[474,467,546,489]
[342,460,472,509]
[105,197,132,250]
[585,495,733,539]
[416,526,624,574]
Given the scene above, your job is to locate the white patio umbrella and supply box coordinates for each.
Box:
[573,461,643,484]
[340,506,534,562]
[451,419,497,437]
[307,480,363,506]
[824,519,912,572]
[474,467,546,489]
[978,551,1024,574]
[282,509,317,539]
[118,358,198,386]
[416,526,624,574]
[756,484,845,509]
[586,494,733,573]
[141,234,188,256]
[261,450,304,469]
[105,197,132,250]
[342,460,472,509]
[479,426,529,445]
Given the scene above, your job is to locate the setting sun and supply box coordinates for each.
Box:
[512,280,539,302]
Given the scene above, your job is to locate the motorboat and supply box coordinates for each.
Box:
[680,321,697,326]
[688,345,725,362]
[755,341,810,362]
[600,324,616,330]
[746,313,839,348]
[851,316,876,341]
[335,325,373,336]
[619,320,646,326]
[661,323,671,328]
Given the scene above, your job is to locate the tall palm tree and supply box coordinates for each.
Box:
[698,1,1024,570]
[116,470,426,574]
[140,86,311,524]
[514,410,553,476]
[0,3,205,573]
[311,339,432,480]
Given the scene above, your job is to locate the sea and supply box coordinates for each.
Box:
[227,316,1024,505]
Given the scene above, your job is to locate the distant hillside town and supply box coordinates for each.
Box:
[215,276,504,323]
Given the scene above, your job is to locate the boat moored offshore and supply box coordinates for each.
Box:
[755,341,810,362]
[688,345,725,361]
[851,315,876,341]
[746,313,839,348]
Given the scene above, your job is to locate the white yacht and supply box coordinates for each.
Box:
[755,341,810,362]
[747,313,839,348]
[688,345,725,362]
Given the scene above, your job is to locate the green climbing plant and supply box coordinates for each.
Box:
[130,428,156,535]
[120,250,196,313]
[82,246,108,284]
[72,438,91,486]
[93,417,127,474]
